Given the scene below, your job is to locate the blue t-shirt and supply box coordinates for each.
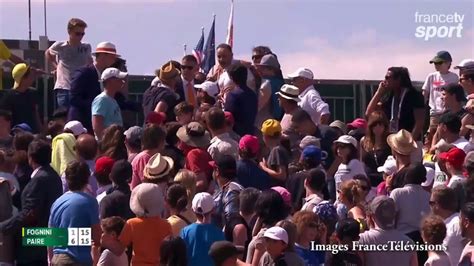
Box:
[91,92,123,127]
[180,223,225,266]
[49,191,99,265]
[294,244,323,266]
[236,159,271,191]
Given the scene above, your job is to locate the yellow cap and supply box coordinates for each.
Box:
[261,119,282,137]
[12,63,29,89]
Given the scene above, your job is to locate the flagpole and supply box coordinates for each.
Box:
[183,44,187,56]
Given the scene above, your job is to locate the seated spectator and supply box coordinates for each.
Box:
[123,126,143,163]
[98,216,128,266]
[180,192,225,266]
[390,163,430,264]
[51,133,76,176]
[160,236,188,266]
[98,124,128,161]
[236,135,271,191]
[260,119,290,186]
[206,107,239,160]
[328,218,363,266]
[358,196,417,266]
[166,184,195,236]
[421,215,450,265]
[102,183,172,265]
[293,211,327,266]
[99,160,134,220]
[334,135,366,190]
[94,156,115,203]
[130,125,165,189]
[224,187,260,259]
[429,186,464,265]
[209,241,244,266]
[174,102,194,126]
[49,160,100,265]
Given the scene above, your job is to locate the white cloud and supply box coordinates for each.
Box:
[237,29,473,81]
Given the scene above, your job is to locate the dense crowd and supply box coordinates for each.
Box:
[1,17,474,266]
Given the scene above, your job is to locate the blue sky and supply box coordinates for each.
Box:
[1,0,473,81]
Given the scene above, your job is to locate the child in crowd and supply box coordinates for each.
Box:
[260,119,290,186]
[98,216,128,266]
[421,215,450,265]
[262,226,291,266]
[174,102,194,126]
[160,236,188,266]
[333,135,366,190]
[328,218,363,266]
[101,183,172,265]
[376,155,397,196]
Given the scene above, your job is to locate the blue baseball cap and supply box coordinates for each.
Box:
[302,145,322,161]
[12,123,32,133]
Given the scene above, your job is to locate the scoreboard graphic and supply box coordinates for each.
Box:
[22,227,91,247]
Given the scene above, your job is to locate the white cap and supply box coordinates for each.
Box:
[454,59,474,69]
[195,81,219,100]
[100,67,128,82]
[422,166,435,187]
[64,120,87,136]
[334,135,358,149]
[287,67,314,80]
[377,155,397,175]
[263,226,288,244]
[192,192,215,214]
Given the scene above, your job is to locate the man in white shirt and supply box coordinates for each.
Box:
[45,18,93,109]
[430,185,465,266]
[287,67,330,125]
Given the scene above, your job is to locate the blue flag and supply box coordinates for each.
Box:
[202,16,215,74]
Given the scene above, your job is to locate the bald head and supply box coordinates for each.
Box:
[76,134,98,160]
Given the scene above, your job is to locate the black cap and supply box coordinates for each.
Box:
[109,159,132,184]
[209,241,242,266]
[430,51,453,64]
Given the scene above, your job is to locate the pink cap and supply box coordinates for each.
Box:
[347,118,367,129]
[239,135,260,155]
[271,186,292,207]
[224,111,235,125]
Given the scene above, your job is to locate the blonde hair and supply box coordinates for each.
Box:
[67,18,87,31]
[174,169,197,201]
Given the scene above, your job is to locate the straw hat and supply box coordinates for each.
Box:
[386,129,418,156]
[176,122,211,148]
[143,153,174,181]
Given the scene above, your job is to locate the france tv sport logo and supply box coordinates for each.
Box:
[22,227,91,246]
[414,12,464,41]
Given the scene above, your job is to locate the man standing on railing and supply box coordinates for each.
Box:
[0,63,42,133]
[287,67,330,125]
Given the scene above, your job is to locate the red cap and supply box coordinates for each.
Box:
[146,111,166,125]
[439,147,466,169]
[224,111,235,125]
[95,156,115,175]
[347,118,367,129]
[239,135,260,155]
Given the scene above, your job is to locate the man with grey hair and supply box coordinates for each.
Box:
[358,195,418,266]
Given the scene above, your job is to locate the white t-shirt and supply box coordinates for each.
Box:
[98,249,128,266]
[334,159,366,189]
[390,184,430,234]
[422,71,459,115]
[424,251,451,266]
[48,41,92,90]
[443,213,465,266]
[297,85,330,125]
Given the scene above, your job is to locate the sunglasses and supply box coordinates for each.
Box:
[182,65,194,70]
[252,54,263,60]
[74,32,85,36]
